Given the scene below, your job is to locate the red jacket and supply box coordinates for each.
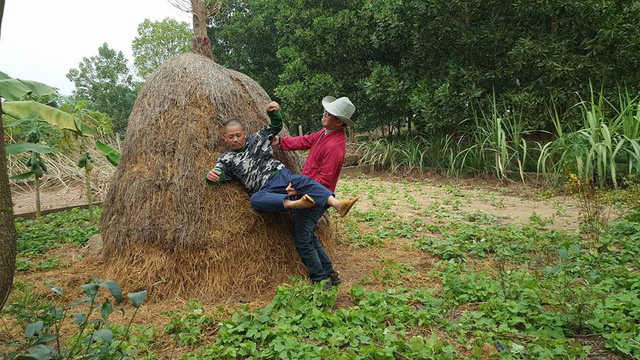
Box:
[280,129,346,192]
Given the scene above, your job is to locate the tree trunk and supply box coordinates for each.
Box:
[191,0,213,60]
[85,167,94,223]
[0,0,17,312]
[34,175,41,219]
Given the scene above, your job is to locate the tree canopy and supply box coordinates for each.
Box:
[208,0,640,134]
[132,18,193,79]
[66,43,137,133]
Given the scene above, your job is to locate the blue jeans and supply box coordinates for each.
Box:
[250,169,333,213]
[293,207,335,282]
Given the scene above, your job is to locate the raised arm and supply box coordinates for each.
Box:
[258,101,283,138]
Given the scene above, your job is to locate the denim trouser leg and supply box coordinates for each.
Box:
[294,207,335,282]
[250,169,334,212]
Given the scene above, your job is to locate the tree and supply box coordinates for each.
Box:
[66,43,137,133]
[168,0,219,60]
[208,0,282,96]
[132,18,192,79]
[0,0,17,313]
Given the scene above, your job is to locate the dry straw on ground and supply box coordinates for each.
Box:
[100,53,335,300]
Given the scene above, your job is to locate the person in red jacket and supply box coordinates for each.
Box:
[271,96,357,288]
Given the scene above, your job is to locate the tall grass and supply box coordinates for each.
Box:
[358,98,534,179]
[357,134,456,174]
[453,94,530,182]
[538,86,640,188]
[358,88,640,188]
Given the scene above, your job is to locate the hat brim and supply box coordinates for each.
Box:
[322,96,354,127]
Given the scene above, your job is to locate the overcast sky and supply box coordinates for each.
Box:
[0,0,192,95]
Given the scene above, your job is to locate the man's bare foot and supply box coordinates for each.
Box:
[338,197,359,217]
[284,194,316,209]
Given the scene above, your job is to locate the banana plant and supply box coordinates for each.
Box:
[77,151,96,222]
[5,141,53,219]
[2,71,95,219]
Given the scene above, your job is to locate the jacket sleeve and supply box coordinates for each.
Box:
[205,158,229,185]
[280,131,320,151]
[257,110,284,138]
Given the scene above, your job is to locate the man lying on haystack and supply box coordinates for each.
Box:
[205,101,358,216]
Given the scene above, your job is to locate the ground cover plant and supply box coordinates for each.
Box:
[14,208,100,272]
[2,176,639,359]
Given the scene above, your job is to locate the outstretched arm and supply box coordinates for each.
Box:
[278,131,319,151]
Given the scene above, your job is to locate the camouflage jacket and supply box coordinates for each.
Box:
[209,111,284,194]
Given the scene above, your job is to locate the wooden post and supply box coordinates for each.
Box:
[298,124,303,136]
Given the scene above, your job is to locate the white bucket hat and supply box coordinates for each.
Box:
[322,96,356,127]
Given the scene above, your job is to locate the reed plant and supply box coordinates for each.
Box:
[453,93,531,182]
[357,134,456,174]
[537,85,640,188]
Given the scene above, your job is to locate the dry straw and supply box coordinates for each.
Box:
[100,53,335,300]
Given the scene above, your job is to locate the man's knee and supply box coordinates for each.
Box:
[250,193,264,211]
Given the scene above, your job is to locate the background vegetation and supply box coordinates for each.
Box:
[208,0,640,136]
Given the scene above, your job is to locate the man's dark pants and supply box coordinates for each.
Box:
[293,207,335,282]
[250,169,333,212]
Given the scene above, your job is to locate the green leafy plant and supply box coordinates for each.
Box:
[94,141,121,167]
[164,299,222,346]
[6,141,52,219]
[1,279,148,360]
[538,86,640,188]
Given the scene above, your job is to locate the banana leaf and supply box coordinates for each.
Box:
[0,77,56,101]
[3,101,94,136]
[10,171,35,180]
[95,140,121,166]
[5,142,53,155]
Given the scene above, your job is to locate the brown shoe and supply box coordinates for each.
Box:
[339,197,359,217]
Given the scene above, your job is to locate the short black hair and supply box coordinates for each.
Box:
[223,119,244,130]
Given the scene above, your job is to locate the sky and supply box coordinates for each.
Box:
[0,0,192,95]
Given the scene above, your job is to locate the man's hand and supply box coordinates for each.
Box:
[267,101,281,112]
[207,169,221,182]
[270,135,280,147]
[286,183,300,197]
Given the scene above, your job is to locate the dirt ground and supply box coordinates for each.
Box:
[11,183,98,216]
[7,171,622,358]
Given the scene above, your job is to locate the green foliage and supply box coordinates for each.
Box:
[66,43,137,133]
[95,141,120,166]
[538,87,640,188]
[132,18,192,79]
[0,279,150,360]
[0,72,56,102]
[15,207,101,257]
[416,216,640,357]
[184,279,456,359]
[414,221,573,264]
[208,0,282,97]
[58,99,113,136]
[164,299,220,346]
[3,101,95,137]
[358,135,456,174]
[208,0,640,134]
[341,208,420,248]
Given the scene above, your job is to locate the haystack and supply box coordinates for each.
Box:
[100,53,335,300]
